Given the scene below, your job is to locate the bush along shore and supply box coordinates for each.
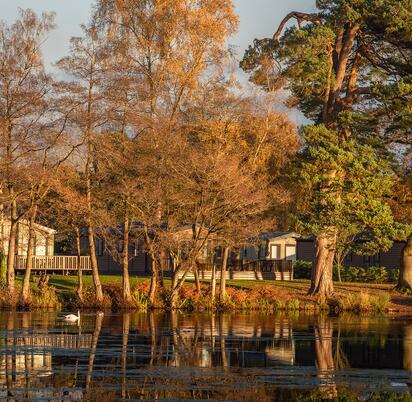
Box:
[0,276,400,315]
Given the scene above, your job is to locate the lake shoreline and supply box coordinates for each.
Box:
[2,276,412,315]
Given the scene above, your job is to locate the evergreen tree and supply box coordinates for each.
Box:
[241,0,411,296]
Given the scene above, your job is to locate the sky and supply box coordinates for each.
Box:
[0,0,316,123]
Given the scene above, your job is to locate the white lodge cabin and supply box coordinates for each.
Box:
[241,232,300,262]
[0,218,56,257]
[0,218,91,272]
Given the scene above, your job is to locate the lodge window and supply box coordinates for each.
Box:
[258,244,266,259]
[270,244,280,260]
[96,239,104,256]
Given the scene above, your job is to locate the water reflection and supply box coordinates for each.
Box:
[0,311,411,400]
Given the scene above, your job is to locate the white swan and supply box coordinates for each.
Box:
[64,310,80,322]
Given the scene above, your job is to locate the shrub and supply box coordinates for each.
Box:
[372,292,390,313]
[340,266,389,283]
[80,286,112,309]
[0,284,18,308]
[339,291,390,313]
[31,284,61,309]
[342,292,371,312]
[131,288,148,310]
[286,299,300,311]
[294,260,312,279]
[388,269,399,283]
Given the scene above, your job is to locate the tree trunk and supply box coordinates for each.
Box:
[309,233,335,298]
[87,222,103,303]
[193,262,201,296]
[211,263,216,304]
[336,261,342,283]
[85,143,103,302]
[0,191,6,284]
[22,206,38,305]
[170,262,194,309]
[75,228,83,301]
[220,247,229,301]
[398,234,412,290]
[148,258,158,307]
[6,210,17,295]
[122,215,132,303]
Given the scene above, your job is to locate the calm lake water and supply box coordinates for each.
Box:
[1,311,412,401]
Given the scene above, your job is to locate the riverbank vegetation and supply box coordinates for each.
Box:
[2,275,409,315]
[0,0,411,311]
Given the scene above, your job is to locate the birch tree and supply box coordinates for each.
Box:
[0,9,55,294]
[56,26,108,302]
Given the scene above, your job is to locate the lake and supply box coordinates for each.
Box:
[0,311,412,401]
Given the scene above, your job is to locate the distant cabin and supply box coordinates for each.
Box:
[0,218,56,257]
[241,232,300,262]
[296,238,405,271]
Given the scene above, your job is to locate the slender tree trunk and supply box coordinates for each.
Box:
[87,222,103,303]
[309,233,335,298]
[337,261,342,283]
[211,263,216,305]
[122,214,131,303]
[75,227,83,301]
[170,261,194,309]
[6,198,18,295]
[22,205,38,305]
[193,262,201,296]
[148,258,158,307]
[0,186,6,284]
[159,246,166,288]
[398,234,412,290]
[220,247,229,301]
[85,140,103,302]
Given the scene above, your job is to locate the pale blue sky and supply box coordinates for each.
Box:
[0,0,315,68]
[1,0,315,124]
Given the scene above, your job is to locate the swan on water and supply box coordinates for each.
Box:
[64,310,80,322]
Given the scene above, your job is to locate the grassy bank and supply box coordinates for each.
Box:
[4,275,411,314]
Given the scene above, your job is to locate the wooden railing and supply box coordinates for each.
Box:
[15,255,91,271]
[14,334,93,349]
[198,260,294,274]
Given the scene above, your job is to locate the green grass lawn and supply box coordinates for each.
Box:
[14,274,409,311]
[46,275,154,292]
[24,274,394,295]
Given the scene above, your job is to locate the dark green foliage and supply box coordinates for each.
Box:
[339,266,389,283]
[294,260,313,279]
[293,125,397,252]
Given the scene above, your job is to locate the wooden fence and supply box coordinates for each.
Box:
[15,255,91,272]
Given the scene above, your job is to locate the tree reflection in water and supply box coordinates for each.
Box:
[0,312,411,400]
[314,316,337,398]
[404,324,412,371]
[85,313,103,394]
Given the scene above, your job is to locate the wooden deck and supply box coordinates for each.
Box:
[182,260,294,281]
[15,255,91,272]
